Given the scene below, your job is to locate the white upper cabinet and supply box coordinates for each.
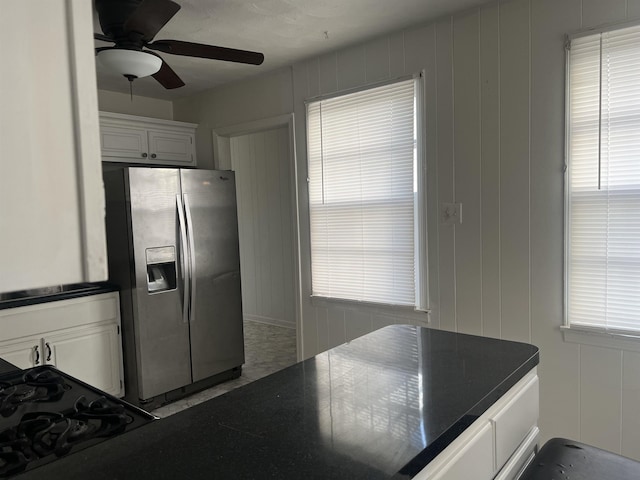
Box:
[101,125,150,161]
[99,112,197,166]
[147,129,194,164]
[0,0,108,293]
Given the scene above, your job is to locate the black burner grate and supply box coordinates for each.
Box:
[0,367,153,477]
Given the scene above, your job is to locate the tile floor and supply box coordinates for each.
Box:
[151,320,297,418]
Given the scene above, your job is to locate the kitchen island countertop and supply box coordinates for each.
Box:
[13,324,539,479]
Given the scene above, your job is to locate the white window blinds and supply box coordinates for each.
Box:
[567,25,640,332]
[307,79,418,306]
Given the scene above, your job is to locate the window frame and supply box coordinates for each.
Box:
[563,20,640,343]
[304,73,429,314]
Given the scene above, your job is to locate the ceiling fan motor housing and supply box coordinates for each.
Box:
[96,0,145,45]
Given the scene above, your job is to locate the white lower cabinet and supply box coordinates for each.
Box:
[0,292,124,397]
[493,427,539,480]
[414,369,539,480]
[492,373,539,470]
[44,323,122,396]
[0,335,43,370]
[429,421,495,480]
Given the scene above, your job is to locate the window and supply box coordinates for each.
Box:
[566,24,640,333]
[306,78,425,308]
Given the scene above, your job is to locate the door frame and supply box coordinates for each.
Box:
[212,114,303,361]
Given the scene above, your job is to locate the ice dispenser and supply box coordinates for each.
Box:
[146,247,177,293]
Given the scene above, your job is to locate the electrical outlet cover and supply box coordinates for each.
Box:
[441,202,462,225]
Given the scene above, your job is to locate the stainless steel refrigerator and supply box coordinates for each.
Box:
[103,167,244,407]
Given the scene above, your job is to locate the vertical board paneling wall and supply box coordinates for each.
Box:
[291,0,640,457]
[231,128,296,329]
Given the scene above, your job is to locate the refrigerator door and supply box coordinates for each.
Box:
[181,169,245,381]
[128,167,192,399]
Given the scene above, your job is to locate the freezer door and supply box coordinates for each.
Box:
[181,169,245,381]
[128,168,192,399]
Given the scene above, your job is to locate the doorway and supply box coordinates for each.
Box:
[231,126,296,330]
[213,115,301,362]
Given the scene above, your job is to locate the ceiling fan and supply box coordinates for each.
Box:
[94,0,265,89]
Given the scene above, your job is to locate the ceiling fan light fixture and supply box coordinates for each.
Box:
[97,49,162,78]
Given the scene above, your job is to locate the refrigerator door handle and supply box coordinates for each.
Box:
[176,194,190,324]
[183,193,197,323]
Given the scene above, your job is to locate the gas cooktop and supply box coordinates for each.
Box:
[0,366,154,478]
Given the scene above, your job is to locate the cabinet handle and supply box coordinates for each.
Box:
[45,342,52,362]
[150,153,157,159]
[34,345,40,365]
[141,152,148,158]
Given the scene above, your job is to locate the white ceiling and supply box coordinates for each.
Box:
[94,0,495,100]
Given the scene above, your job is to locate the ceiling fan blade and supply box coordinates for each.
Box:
[147,40,265,65]
[152,58,185,89]
[94,33,113,43]
[124,0,181,43]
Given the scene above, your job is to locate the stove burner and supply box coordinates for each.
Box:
[0,395,132,476]
[0,370,65,417]
[0,367,151,478]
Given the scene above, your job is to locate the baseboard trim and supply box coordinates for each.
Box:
[244,314,295,330]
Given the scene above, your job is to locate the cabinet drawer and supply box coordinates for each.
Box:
[0,292,120,340]
[492,375,539,470]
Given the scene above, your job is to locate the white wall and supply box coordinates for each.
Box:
[168,0,640,458]
[97,89,173,120]
[290,0,640,457]
[172,68,293,169]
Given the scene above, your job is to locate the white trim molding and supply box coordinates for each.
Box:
[561,325,640,352]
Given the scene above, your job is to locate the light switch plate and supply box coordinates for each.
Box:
[441,202,462,225]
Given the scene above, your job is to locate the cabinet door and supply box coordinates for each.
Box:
[46,324,122,397]
[100,125,149,162]
[494,427,539,480]
[0,0,107,292]
[492,376,539,469]
[429,422,495,480]
[148,129,195,165]
[0,337,42,370]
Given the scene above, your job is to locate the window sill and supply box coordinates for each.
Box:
[310,295,431,326]
[561,325,640,352]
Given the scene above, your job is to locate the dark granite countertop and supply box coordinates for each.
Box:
[13,325,539,479]
[0,358,19,375]
[0,282,118,310]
